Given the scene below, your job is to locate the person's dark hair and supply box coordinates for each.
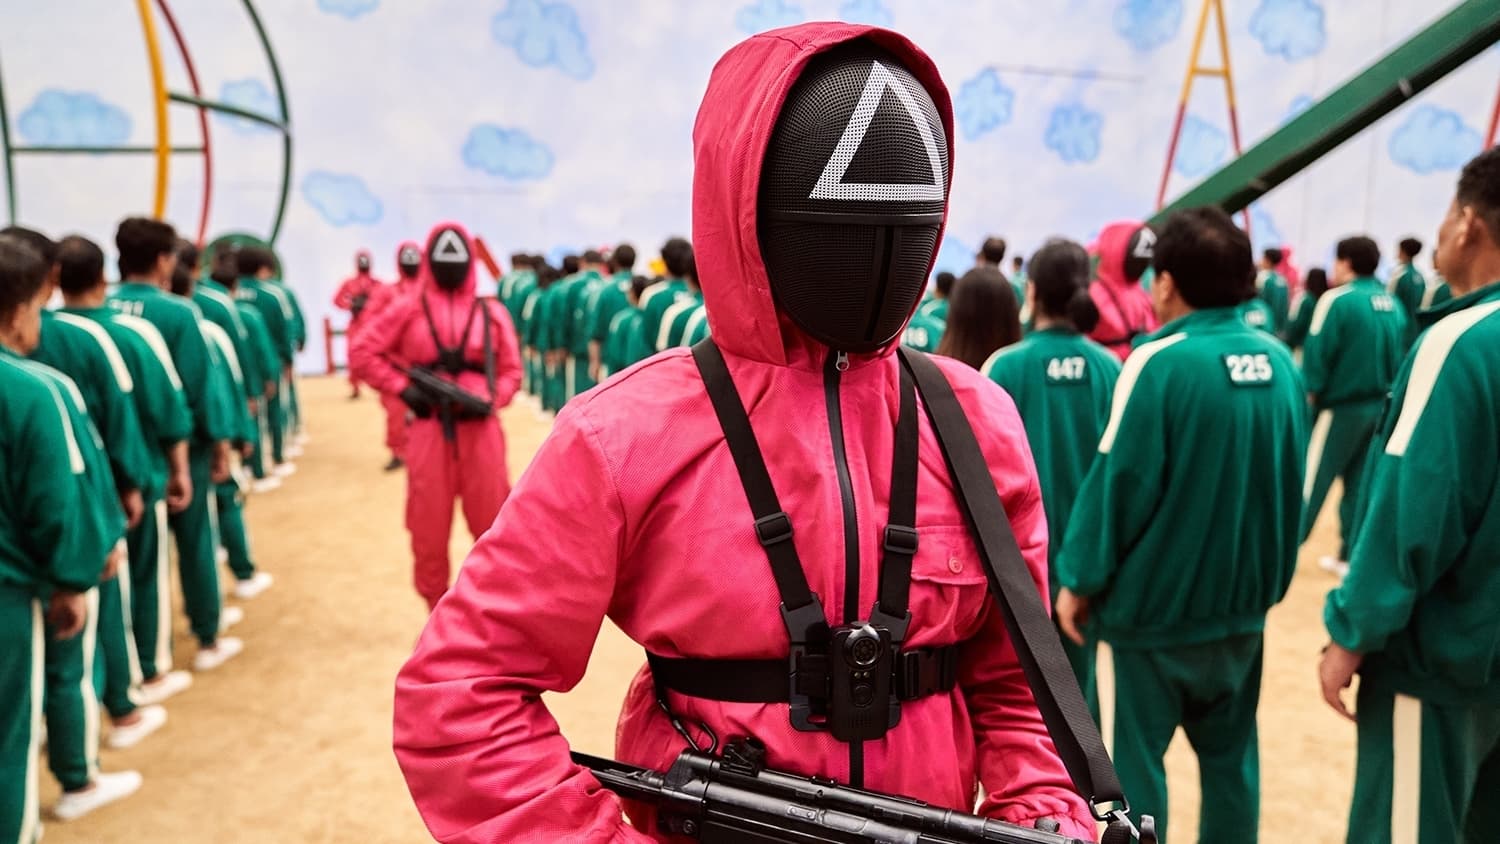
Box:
[115,217,178,278]
[169,263,194,297]
[1,226,58,266]
[611,243,637,272]
[176,238,200,274]
[661,237,694,279]
[57,235,106,295]
[934,270,956,297]
[934,266,1021,369]
[1011,256,1023,270]
[1029,239,1099,333]
[211,246,240,288]
[0,235,49,316]
[1262,247,1284,266]
[1303,267,1328,299]
[582,249,605,265]
[630,274,651,299]
[1456,146,1500,245]
[1398,237,1423,260]
[1153,207,1254,309]
[561,254,581,275]
[1335,236,1380,277]
[979,237,1007,265]
[236,245,276,277]
[535,263,561,288]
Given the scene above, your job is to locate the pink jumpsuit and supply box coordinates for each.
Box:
[391,23,1095,844]
[334,250,380,393]
[362,243,423,461]
[350,226,521,609]
[1088,221,1160,361]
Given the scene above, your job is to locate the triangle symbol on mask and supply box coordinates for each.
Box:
[808,61,945,202]
[432,229,469,263]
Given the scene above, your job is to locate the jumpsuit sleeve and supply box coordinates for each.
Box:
[348,296,414,398]
[1325,341,1493,653]
[91,342,153,494]
[393,408,652,843]
[167,310,226,442]
[200,335,240,443]
[484,300,523,409]
[957,382,1097,838]
[17,382,97,592]
[334,278,356,312]
[1301,297,1339,399]
[1056,353,1168,598]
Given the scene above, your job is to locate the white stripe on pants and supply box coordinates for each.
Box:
[1392,694,1422,844]
[1098,642,1117,757]
[81,589,101,780]
[1303,409,1333,502]
[19,600,42,844]
[154,499,172,674]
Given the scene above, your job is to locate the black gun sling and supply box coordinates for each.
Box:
[646,341,958,709]
[897,347,1127,819]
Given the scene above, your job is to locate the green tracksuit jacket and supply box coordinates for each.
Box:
[901,310,945,352]
[1303,277,1408,410]
[1256,270,1290,334]
[601,309,644,377]
[637,278,689,355]
[656,289,704,350]
[1057,308,1307,647]
[1387,263,1427,325]
[110,282,235,446]
[237,277,295,368]
[32,310,153,497]
[916,296,949,323]
[682,305,711,346]
[587,271,633,349]
[1240,297,1277,334]
[1282,294,1317,351]
[195,279,257,400]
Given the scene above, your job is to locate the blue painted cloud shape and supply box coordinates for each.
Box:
[1284,94,1315,123]
[1388,104,1482,175]
[217,79,281,135]
[955,69,1014,142]
[1044,103,1103,164]
[1249,205,1284,254]
[301,172,382,227]
[17,90,131,146]
[492,0,594,81]
[1173,115,1228,178]
[1249,0,1325,61]
[1113,0,1183,53]
[932,235,973,277]
[462,125,554,181]
[736,0,804,34]
[316,0,378,19]
[838,0,892,27]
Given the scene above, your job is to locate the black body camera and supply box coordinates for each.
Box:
[828,623,899,742]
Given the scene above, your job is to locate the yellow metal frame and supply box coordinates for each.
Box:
[134,0,171,218]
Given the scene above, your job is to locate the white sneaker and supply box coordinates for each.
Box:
[193,637,243,672]
[216,547,229,567]
[233,572,273,600]
[284,444,304,458]
[107,705,167,750]
[251,476,282,494]
[1319,556,1350,578]
[273,463,297,478]
[52,770,142,821]
[294,432,310,446]
[133,670,192,706]
[219,605,244,632]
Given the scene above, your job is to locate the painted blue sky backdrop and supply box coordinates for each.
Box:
[0,0,1490,372]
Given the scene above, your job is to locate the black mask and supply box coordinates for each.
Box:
[1123,225,1157,283]
[356,254,371,272]
[398,245,422,280]
[758,41,950,353]
[426,227,471,291]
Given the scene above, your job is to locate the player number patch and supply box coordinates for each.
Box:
[1371,294,1396,312]
[1223,353,1273,385]
[1045,356,1086,383]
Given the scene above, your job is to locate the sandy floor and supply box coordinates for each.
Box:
[42,375,1359,843]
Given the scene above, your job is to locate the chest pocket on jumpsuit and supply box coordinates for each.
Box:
[907,525,988,641]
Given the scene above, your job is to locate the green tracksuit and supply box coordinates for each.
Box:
[1240,297,1276,334]
[534,278,579,411]
[31,311,154,721]
[1387,262,1427,330]
[637,277,690,357]
[1282,294,1318,351]
[518,285,546,398]
[587,271,633,352]
[236,277,294,463]
[1323,280,1500,843]
[112,283,235,646]
[1255,270,1290,334]
[66,308,191,681]
[901,310,945,352]
[916,295,949,323]
[983,328,1120,711]
[563,270,606,400]
[1421,280,1452,312]
[0,351,120,842]
[682,305,711,346]
[201,320,259,584]
[1301,277,1407,557]
[600,308,644,378]
[234,301,278,479]
[656,288,705,351]
[274,278,306,435]
[1057,308,1307,844]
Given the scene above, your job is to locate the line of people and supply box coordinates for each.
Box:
[0,217,308,841]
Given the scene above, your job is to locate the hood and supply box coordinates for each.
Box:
[395,240,422,286]
[692,23,954,367]
[1275,246,1301,293]
[418,222,476,297]
[1091,220,1142,289]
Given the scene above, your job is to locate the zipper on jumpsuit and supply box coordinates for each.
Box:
[823,349,864,787]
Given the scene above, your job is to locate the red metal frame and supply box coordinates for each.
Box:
[154,0,214,246]
[1487,77,1499,149]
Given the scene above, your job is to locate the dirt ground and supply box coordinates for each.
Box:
[43,375,1359,843]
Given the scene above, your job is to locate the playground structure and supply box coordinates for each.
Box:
[0,0,292,247]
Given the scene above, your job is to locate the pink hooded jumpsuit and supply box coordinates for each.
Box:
[363,242,424,462]
[1088,221,1159,361]
[334,249,381,393]
[350,225,522,609]
[391,24,1094,843]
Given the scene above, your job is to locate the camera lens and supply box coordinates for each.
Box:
[852,684,874,706]
[849,634,880,667]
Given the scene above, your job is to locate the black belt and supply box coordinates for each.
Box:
[648,646,959,705]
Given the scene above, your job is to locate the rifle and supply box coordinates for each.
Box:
[404,365,493,442]
[574,739,1148,843]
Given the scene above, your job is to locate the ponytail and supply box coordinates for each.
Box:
[1066,286,1100,333]
[1028,238,1094,331]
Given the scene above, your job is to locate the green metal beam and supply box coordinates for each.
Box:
[0,48,16,224]
[241,0,292,248]
[13,145,205,155]
[168,92,286,131]
[1153,0,1500,224]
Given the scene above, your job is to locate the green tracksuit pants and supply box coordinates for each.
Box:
[267,385,287,466]
[521,349,536,396]
[97,567,141,720]
[1062,630,1098,721]
[1347,678,1500,843]
[216,479,255,582]
[246,404,271,480]
[565,356,595,403]
[0,588,43,844]
[129,498,172,680]
[1302,401,1383,558]
[44,588,100,793]
[285,374,302,436]
[169,447,221,646]
[543,360,566,413]
[1102,634,1263,844]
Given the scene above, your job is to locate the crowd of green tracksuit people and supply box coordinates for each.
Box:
[0,217,308,839]
[495,237,709,412]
